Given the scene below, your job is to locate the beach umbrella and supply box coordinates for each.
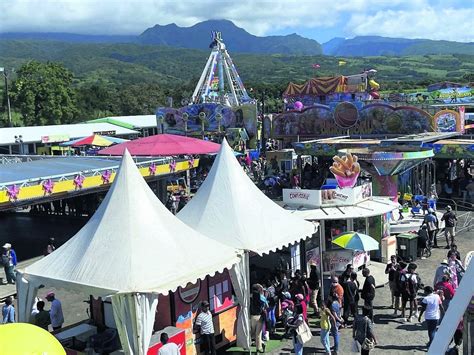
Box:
[70,134,128,147]
[0,323,66,354]
[332,231,379,251]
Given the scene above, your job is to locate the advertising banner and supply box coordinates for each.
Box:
[41,134,70,143]
[283,188,320,207]
[322,249,370,273]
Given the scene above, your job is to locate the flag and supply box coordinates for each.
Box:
[311,63,321,69]
[338,60,347,66]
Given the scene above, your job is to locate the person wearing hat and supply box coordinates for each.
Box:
[2,243,17,284]
[194,301,216,355]
[423,208,439,248]
[441,206,457,249]
[433,260,451,287]
[45,292,64,330]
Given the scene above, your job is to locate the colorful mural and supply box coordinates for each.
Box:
[272,102,434,137]
[156,103,258,147]
[433,110,460,132]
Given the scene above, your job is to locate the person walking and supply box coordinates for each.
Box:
[249,284,267,353]
[424,208,439,248]
[353,309,377,355]
[385,255,399,310]
[361,268,375,321]
[418,286,444,347]
[400,264,418,322]
[158,333,180,355]
[286,304,305,355]
[307,263,320,315]
[45,292,64,331]
[319,303,335,355]
[34,301,51,330]
[441,206,457,249]
[343,272,359,323]
[2,243,17,285]
[194,301,216,355]
[329,295,344,355]
[434,275,455,317]
[2,297,15,324]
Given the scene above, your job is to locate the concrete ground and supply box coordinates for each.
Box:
[272,228,474,354]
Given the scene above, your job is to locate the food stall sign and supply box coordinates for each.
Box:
[93,130,116,136]
[283,188,320,207]
[41,134,70,143]
[178,280,201,304]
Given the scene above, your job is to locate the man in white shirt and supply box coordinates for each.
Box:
[418,286,444,347]
[46,292,64,330]
[193,301,215,355]
[158,333,179,355]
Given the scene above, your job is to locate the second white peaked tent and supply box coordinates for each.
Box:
[178,139,316,349]
[17,150,241,355]
[178,139,316,254]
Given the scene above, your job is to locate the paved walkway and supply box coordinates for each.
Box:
[273,229,474,354]
[0,256,41,301]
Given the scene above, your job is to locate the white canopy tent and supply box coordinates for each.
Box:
[178,139,316,349]
[17,150,241,355]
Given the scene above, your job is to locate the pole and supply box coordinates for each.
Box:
[2,70,12,127]
[318,229,325,302]
[261,91,266,154]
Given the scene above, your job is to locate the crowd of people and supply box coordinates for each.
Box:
[241,263,382,355]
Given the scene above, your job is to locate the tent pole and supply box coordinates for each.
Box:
[318,229,325,302]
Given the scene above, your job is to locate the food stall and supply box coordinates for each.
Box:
[282,181,398,267]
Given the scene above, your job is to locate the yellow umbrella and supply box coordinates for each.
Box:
[0,323,66,354]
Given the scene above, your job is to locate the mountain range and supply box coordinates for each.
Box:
[1,19,473,56]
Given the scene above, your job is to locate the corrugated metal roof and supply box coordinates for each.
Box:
[0,123,138,145]
[88,115,157,129]
[0,156,122,184]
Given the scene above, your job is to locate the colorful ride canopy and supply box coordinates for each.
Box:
[271,102,434,138]
[155,102,258,148]
[98,133,221,156]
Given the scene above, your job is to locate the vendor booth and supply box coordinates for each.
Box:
[178,139,316,349]
[17,150,242,355]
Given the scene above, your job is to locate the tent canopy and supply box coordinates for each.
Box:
[22,150,241,296]
[178,139,316,255]
[60,135,129,147]
[99,134,221,156]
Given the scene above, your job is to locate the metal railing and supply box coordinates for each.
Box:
[436,197,473,235]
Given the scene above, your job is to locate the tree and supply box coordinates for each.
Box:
[11,61,77,125]
[117,83,167,115]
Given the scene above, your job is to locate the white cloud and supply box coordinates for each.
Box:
[0,0,471,42]
[347,7,474,42]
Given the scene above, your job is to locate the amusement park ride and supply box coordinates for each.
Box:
[191,31,251,106]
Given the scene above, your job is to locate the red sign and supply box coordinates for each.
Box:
[148,329,186,355]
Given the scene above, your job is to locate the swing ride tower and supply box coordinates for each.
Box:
[191,31,251,106]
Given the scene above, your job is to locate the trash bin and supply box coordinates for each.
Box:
[396,233,418,262]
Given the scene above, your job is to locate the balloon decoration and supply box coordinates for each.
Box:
[294,101,304,111]
[330,152,361,188]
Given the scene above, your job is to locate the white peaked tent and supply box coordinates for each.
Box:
[178,139,316,348]
[17,150,241,355]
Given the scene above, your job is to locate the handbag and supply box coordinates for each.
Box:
[361,319,375,350]
[296,320,312,344]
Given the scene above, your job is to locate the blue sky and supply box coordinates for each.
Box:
[1,0,473,42]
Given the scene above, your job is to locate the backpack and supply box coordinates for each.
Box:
[1,254,9,267]
[401,273,416,296]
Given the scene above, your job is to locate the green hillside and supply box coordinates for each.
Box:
[0,40,473,126]
[1,40,473,87]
